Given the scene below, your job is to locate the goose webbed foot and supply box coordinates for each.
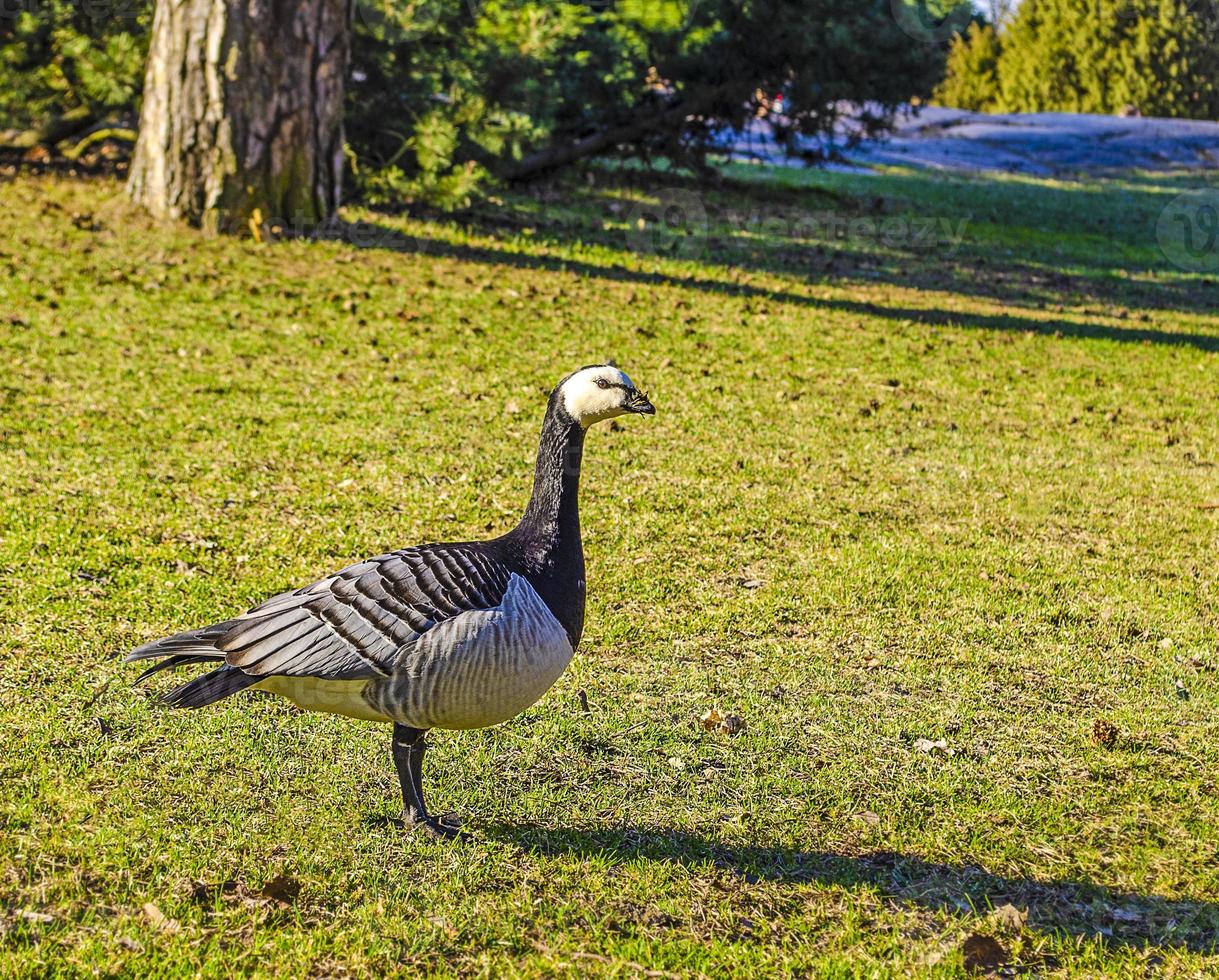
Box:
[392,724,464,840]
[406,811,463,839]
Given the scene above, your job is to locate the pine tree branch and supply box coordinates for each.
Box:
[503,83,739,182]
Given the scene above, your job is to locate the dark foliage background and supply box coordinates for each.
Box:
[1,0,956,206]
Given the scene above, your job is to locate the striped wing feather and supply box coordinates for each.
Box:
[130,546,512,682]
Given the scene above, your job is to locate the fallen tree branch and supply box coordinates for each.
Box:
[504,83,738,182]
[59,127,138,161]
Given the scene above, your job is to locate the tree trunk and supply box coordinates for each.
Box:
[128,0,351,233]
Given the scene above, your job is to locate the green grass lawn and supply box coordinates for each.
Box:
[2,161,1217,977]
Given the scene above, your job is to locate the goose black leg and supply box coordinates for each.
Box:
[391,724,460,838]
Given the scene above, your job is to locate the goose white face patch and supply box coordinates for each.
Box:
[561,365,637,427]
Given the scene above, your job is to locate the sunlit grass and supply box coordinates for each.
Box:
[1,163,1217,976]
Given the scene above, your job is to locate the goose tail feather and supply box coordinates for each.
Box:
[127,620,241,662]
[161,665,261,709]
[128,620,258,708]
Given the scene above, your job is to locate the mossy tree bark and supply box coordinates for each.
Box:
[128,0,351,233]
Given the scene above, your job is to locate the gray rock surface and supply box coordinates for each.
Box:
[727,107,1219,175]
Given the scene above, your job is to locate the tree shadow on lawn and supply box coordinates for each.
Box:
[587,167,1219,311]
[332,218,1219,352]
[355,165,1219,321]
[486,822,1219,954]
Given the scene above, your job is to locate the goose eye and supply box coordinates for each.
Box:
[595,379,610,389]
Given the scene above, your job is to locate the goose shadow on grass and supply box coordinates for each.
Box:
[325,219,1219,353]
[485,822,1219,954]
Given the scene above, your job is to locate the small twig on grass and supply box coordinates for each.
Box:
[609,721,648,739]
[82,679,113,711]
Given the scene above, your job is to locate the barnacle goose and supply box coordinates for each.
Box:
[128,365,654,837]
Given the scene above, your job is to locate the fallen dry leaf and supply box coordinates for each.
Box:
[913,737,954,756]
[173,558,206,577]
[142,902,180,934]
[700,708,747,736]
[1092,718,1118,748]
[248,207,263,243]
[720,715,747,735]
[185,874,301,910]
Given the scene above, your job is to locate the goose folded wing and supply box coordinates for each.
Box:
[216,546,512,680]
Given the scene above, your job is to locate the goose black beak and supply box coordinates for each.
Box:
[626,391,655,415]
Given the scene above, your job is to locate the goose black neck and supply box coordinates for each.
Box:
[503,393,588,649]
[518,399,585,553]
